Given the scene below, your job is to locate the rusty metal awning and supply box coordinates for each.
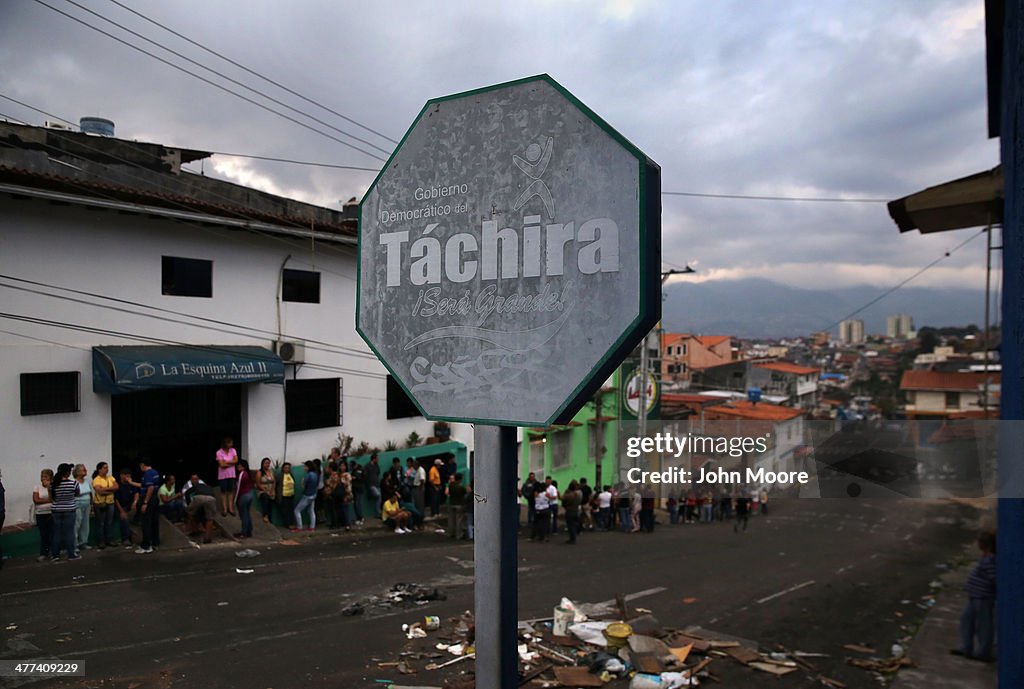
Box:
[887,165,1003,234]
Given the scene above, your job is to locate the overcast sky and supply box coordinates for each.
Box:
[0,0,1000,291]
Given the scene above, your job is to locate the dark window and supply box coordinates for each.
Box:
[387,375,421,419]
[285,378,341,432]
[282,268,321,303]
[945,391,959,409]
[162,256,212,297]
[21,372,80,416]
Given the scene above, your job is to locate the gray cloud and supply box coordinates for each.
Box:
[0,0,998,289]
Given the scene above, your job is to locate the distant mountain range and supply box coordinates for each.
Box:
[662,278,991,339]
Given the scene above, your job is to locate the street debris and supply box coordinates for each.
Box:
[366,588,920,689]
[341,583,449,621]
[234,548,261,558]
[846,655,914,673]
[235,568,255,574]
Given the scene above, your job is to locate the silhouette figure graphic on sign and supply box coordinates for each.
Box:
[513,136,554,217]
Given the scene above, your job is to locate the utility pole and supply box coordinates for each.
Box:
[636,267,696,488]
[594,387,605,490]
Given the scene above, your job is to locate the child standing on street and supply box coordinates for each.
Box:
[953,531,997,662]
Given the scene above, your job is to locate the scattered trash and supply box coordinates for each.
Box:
[235,549,260,558]
[750,660,799,676]
[235,568,255,574]
[627,613,665,638]
[724,646,761,665]
[569,621,611,647]
[553,666,604,687]
[890,643,905,658]
[661,670,699,688]
[371,593,850,688]
[403,623,427,640]
[4,624,17,631]
[669,643,693,664]
[434,528,446,534]
[341,603,364,616]
[848,655,915,673]
[216,601,229,607]
[682,597,698,604]
[552,605,573,636]
[604,621,633,649]
[630,672,666,689]
[424,653,474,671]
[278,539,300,546]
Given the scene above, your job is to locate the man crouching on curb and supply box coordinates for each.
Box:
[185,475,218,544]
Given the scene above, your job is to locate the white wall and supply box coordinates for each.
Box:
[0,198,473,523]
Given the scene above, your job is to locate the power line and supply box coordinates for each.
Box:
[0,311,384,380]
[103,0,398,146]
[0,327,88,351]
[821,228,986,333]
[32,0,388,162]
[0,275,380,362]
[204,151,380,172]
[58,0,391,157]
[662,190,888,203]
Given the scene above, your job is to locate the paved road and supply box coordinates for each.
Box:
[0,497,977,689]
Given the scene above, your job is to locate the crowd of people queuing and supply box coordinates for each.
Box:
[17,437,479,562]
[518,472,770,543]
[10,432,777,563]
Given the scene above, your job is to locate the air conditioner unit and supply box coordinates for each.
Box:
[275,340,305,363]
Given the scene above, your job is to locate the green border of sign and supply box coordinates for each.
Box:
[356,73,660,427]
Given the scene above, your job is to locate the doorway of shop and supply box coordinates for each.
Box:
[111,384,242,483]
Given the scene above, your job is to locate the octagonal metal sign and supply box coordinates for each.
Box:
[358,74,660,426]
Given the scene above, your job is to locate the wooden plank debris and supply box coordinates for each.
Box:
[552,666,604,687]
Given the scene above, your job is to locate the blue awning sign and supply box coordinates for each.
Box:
[92,344,285,394]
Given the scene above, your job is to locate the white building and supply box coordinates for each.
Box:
[837,319,865,344]
[0,121,472,525]
[886,313,914,339]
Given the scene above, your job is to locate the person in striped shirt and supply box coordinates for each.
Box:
[953,530,996,662]
[50,463,81,561]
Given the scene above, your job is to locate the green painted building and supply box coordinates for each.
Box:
[519,371,621,491]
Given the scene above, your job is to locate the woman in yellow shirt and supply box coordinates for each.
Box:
[278,462,296,528]
[91,462,119,549]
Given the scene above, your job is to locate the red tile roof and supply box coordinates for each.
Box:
[702,400,804,421]
[662,393,721,405]
[899,370,1000,392]
[755,361,820,375]
[663,333,688,348]
[662,333,731,349]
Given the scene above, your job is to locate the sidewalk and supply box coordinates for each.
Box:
[891,561,997,689]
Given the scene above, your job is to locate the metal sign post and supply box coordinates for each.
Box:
[357,74,660,688]
[473,424,519,687]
